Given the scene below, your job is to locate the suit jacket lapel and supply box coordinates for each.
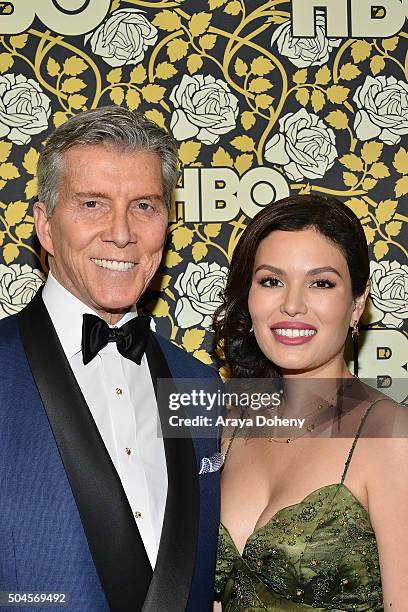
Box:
[142,335,199,612]
[17,291,152,612]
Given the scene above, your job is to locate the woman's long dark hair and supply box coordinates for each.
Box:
[212,194,369,378]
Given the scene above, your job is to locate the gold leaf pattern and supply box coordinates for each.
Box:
[249,77,272,94]
[130,65,147,84]
[179,141,201,165]
[199,34,217,51]
[153,10,182,32]
[187,54,203,74]
[293,69,307,85]
[0,141,12,164]
[5,201,28,227]
[373,240,389,260]
[10,34,28,50]
[3,243,19,264]
[231,135,255,152]
[182,329,205,352]
[340,154,364,172]
[126,89,141,111]
[46,57,60,77]
[0,53,13,72]
[376,200,397,225]
[362,142,383,165]
[225,1,241,16]
[22,149,39,175]
[212,147,233,167]
[314,65,331,85]
[144,109,166,129]
[0,2,404,359]
[241,111,256,130]
[251,57,274,76]
[63,57,87,76]
[351,41,372,63]
[190,13,212,37]
[167,39,189,62]
[192,242,208,262]
[155,62,177,80]
[234,57,248,77]
[393,147,408,174]
[339,63,361,80]
[61,77,86,93]
[172,226,194,250]
[326,110,348,130]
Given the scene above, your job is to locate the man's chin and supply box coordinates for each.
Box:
[91,294,140,316]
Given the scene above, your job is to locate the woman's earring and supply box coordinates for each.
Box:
[351,321,359,376]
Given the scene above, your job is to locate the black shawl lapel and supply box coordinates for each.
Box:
[142,335,199,612]
[17,291,152,611]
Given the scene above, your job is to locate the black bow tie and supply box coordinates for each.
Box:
[81,313,151,365]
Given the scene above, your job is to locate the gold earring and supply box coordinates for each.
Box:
[351,321,359,340]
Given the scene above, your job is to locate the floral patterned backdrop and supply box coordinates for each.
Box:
[0,1,406,400]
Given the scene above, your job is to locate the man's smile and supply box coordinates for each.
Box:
[91,258,137,271]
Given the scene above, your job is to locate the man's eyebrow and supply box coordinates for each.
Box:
[73,192,164,201]
[73,192,109,199]
[254,265,343,278]
[132,194,165,201]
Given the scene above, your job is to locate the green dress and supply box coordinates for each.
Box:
[215,405,383,611]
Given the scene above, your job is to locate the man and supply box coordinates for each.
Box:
[0,107,220,611]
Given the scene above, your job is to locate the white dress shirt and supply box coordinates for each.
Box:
[42,273,167,568]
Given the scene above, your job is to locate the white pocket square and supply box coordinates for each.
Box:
[199,452,225,474]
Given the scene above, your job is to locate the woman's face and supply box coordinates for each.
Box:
[248,228,367,378]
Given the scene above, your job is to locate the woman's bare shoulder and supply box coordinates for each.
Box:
[352,379,408,438]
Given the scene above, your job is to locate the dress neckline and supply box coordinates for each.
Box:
[220,481,372,557]
[220,397,384,556]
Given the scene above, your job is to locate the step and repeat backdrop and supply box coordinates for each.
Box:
[0,0,406,400]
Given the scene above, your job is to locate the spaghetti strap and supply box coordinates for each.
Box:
[341,397,385,484]
[223,422,240,462]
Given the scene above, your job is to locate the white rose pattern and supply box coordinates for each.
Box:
[85,9,158,68]
[264,108,337,181]
[0,74,51,145]
[353,75,408,145]
[170,74,239,144]
[368,260,408,329]
[271,13,341,68]
[0,264,45,318]
[174,262,228,329]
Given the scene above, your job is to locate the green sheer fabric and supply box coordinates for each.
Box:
[215,405,383,611]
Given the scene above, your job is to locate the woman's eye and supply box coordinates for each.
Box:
[260,277,283,288]
[312,279,335,289]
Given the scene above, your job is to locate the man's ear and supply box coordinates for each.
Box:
[350,280,371,327]
[34,201,54,256]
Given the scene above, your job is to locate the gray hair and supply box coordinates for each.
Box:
[37,106,179,214]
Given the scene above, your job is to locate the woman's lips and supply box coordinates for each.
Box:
[271,322,317,345]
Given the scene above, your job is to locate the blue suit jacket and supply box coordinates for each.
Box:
[0,292,220,611]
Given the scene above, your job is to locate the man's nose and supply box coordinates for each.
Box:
[105,208,134,248]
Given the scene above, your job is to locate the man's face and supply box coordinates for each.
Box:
[34,145,168,323]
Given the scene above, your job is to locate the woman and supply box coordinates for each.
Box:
[213,195,408,611]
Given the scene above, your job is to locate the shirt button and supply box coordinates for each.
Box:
[116,388,122,395]
[125,447,131,456]
[134,511,142,519]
